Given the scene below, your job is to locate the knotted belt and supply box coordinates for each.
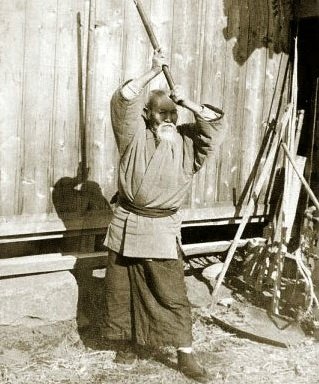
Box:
[119,196,177,218]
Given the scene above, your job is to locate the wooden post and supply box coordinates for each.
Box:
[77,12,86,182]
[83,0,96,182]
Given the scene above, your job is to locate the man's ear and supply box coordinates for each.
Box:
[143,106,151,120]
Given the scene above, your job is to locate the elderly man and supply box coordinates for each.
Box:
[103,50,223,383]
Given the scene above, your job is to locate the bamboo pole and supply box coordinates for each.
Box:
[76,12,86,181]
[82,0,95,182]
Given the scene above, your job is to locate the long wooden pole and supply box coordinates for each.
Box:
[132,0,224,115]
[76,12,86,182]
[133,0,174,89]
[82,0,95,182]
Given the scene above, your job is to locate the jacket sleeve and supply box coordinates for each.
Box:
[110,81,145,156]
[179,108,224,174]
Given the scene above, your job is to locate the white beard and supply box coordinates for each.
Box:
[156,123,177,144]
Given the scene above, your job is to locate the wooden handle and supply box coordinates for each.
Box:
[162,65,175,90]
[133,0,223,114]
[133,0,175,90]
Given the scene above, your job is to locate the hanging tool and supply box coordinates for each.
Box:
[76,12,87,184]
[76,1,95,188]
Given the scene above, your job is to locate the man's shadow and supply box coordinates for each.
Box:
[50,13,115,347]
[223,0,291,65]
[52,164,112,341]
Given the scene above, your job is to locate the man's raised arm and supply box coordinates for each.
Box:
[121,50,168,100]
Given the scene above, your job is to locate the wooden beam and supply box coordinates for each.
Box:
[182,203,269,224]
[182,216,266,228]
[0,228,107,244]
[0,252,108,278]
[182,237,266,256]
[0,203,269,243]
[0,237,266,278]
[0,210,112,238]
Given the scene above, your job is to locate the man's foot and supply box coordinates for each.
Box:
[177,351,210,383]
[114,350,138,365]
[109,341,138,365]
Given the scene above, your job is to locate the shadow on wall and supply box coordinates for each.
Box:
[52,163,112,338]
[223,0,292,65]
[52,163,111,252]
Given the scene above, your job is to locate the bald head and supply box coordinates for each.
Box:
[145,89,178,129]
[146,90,174,110]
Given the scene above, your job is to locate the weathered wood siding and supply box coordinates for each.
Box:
[0,0,291,223]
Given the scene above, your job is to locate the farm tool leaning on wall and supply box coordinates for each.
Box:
[209,39,319,343]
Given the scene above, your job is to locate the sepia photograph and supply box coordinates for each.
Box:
[0,0,319,383]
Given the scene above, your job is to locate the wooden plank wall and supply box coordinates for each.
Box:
[0,0,291,223]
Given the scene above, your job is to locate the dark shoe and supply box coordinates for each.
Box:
[114,350,138,365]
[177,351,210,383]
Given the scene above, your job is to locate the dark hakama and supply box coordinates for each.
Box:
[103,249,192,348]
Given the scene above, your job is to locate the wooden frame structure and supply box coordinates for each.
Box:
[0,1,292,280]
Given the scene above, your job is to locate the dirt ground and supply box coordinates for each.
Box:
[1,306,319,384]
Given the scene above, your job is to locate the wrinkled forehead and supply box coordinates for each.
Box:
[149,94,177,112]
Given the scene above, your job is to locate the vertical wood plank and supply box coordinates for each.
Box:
[88,0,125,202]
[172,0,203,206]
[238,0,268,199]
[0,1,26,215]
[50,0,88,219]
[122,0,151,86]
[259,0,289,205]
[183,0,207,208]
[262,0,289,123]
[20,0,57,214]
[196,0,227,207]
[226,0,250,206]
[170,0,201,124]
[214,0,241,204]
[170,0,203,208]
[51,0,83,189]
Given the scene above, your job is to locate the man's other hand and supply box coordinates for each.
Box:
[170,85,186,105]
[151,49,169,74]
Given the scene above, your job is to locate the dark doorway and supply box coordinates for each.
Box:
[296,17,319,199]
